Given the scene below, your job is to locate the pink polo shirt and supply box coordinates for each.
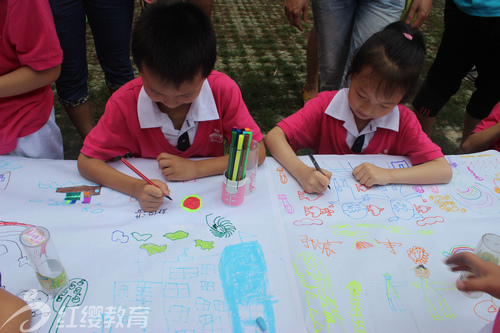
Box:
[0,0,63,154]
[278,89,444,165]
[81,71,263,160]
[471,101,500,152]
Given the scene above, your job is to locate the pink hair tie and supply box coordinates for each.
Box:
[403,32,413,40]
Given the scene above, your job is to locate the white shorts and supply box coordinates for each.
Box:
[6,106,64,159]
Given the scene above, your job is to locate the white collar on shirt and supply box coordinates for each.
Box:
[324,88,400,150]
[137,79,219,146]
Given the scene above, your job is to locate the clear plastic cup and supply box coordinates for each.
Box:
[19,226,69,296]
[458,233,500,298]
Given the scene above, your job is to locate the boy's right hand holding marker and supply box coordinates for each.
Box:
[133,179,170,212]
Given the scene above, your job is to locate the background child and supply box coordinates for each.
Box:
[445,252,500,331]
[0,0,64,159]
[265,21,452,193]
[458,101,500,154]
[78,2,266,212]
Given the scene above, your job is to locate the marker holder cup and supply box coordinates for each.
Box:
[221,170,246,206]
[245,140,259,196]
[19,226,69,296]
[458,233,500,298]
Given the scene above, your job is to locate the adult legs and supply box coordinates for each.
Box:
[303,26,319,102]
[342,0,405,88]
[412,0,487,137]
[460,26,500,145]
[49,0,94,139]
[86,0,135,94]
[312,0,356,91]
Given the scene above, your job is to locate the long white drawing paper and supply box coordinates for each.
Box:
[266,151,500,333]
[0,157,305,332]
[2,151,500,332]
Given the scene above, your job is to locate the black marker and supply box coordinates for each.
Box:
[308,153,331,190]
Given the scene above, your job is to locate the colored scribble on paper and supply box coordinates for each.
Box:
[164,230,189,240]
[56,185,102,205]
[111,230,129,243]
[195,239,214,251]
[0,171,11,190]
[299,235,341,257]
[474,296,498,322]
[131,232,153,241]
[354,240,376,250]
[49,278,88,332]
[346,281,365,332]
[381,273,406,313]
[206,214,236,238]
[140,243,167,255]
[219,241,276,333]
[441,245,474,258]
[181,195,202,212]
[408,247,456,320]
[294,252,345,332]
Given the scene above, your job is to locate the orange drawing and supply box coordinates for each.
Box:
[375,238,402,254]
[414,205,431,214]
[416,216,444,227]
[474,296,498,322]
[355,184,371,192]
[366,205,384,216]
[299,235,342,257]
[297,190,324,201]
[276,167,288,184]
[304,205,334,218]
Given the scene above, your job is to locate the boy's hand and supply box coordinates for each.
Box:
[133,179,168,212]
[446,252,500,299]
[352,162,392,187]
[297,166,332,193]
[157,153,198,181]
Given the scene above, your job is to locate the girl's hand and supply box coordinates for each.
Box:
[133,179,169,212]
[297,166,332,193]
[446,252,500,299]
[157,153,198,181]
[352,162,392,187]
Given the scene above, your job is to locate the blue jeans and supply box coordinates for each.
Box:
[311,0,405,91]
[49,0,135,106]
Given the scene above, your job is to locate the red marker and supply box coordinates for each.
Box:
[120,158,172,201]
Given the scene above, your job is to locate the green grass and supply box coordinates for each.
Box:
[55,0,470,159]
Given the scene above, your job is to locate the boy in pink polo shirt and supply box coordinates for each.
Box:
[78,2,265,211]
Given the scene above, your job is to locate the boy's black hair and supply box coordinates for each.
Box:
[131,2,217,88]
[348,21,426,103]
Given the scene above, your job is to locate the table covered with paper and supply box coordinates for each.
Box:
[1,151,499,332]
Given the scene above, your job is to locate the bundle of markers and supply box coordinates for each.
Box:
[226,128,253,182]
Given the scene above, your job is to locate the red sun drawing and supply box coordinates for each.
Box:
[181,195,202,212]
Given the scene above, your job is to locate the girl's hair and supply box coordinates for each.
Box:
[348,21,426,103]
[131,2,217,88]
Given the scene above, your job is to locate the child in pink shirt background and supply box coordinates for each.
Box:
[265,21,452,193]
[460,101,500,154]
[0,0,63,159]
[78,2,265,212]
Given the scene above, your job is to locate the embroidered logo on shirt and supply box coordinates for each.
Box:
[209,128,224,144]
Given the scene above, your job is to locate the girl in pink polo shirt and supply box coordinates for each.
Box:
[265,21,452,193]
